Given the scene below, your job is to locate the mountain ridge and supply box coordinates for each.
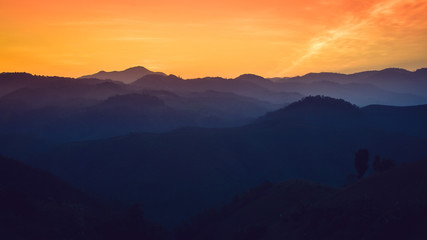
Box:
[21,96,427,226]
[181,158,427,240]
[80,66,167,84]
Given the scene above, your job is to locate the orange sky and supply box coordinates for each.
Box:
[1,0,426,78]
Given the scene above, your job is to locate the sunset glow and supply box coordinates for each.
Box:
[1,0,426,78]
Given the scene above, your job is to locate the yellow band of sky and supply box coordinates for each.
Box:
[1,0,426,78]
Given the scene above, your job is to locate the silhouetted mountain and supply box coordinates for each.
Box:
[184,76,303,104]
[176,180,335,240]
[274,68,427,105]
[169,90,280,125]
[0,87,98,109]
[0,90,279,142]
[0,73,127,107]
[132,74,303,104]
[281,68,415,85]
[414,68,427,77]
[259,96,360,123]
[132,74,185,90]
[235,74,275,88]
[0,155,100,239]
[4,67,427,107]
[275,80,426,106]
[0,73,283,141]
[282,95,358,112]
[0,72,119,96]
[181,158,427,240]
[260,96,427,139]
[2,67,427,238]
[80,66,167,84]
[0,155,169,240]
[24,96,427,226]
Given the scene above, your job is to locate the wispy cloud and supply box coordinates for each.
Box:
[278,0,427,76]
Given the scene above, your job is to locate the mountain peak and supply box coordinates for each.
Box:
[236,73,264,79]
[124,66,150,72]
[379,67,410,73]
[80,66,166,84]
[259,96,360,123]
[414,68,427,75]
[235,73,273,86]
[286,95,359,111]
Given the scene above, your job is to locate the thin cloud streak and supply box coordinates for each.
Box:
[279,0,426,76]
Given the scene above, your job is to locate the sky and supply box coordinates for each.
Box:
[1,0,426,78]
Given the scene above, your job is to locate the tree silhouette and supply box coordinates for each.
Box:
[354,149,369,179]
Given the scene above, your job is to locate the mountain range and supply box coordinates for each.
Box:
[0,73,283,141]
[16,96,427,226]
[79,66,427,106]
[180,158,427,240]
[3,144,427,239]
[80,66,166,84]
[0,155,168,240]
[1,67,427,233]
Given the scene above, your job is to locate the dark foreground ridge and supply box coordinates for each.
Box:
[7,95,427,227]
[0,155,169,240]
[178,158,427,240]
[1,68,427,238]
[3,154,427,239]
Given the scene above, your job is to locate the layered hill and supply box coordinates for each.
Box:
[80,66,427,106]
[274,68,427,105]
[0,155,168,240]
[130,74,302,104]
[80,66,166,84]
[24,96,427,226]
[183,158,427,240]
[6,67,427,107]
[0,73,281,141]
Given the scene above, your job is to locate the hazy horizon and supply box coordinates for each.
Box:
[2,65,426,80]
[1,0,427,78]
